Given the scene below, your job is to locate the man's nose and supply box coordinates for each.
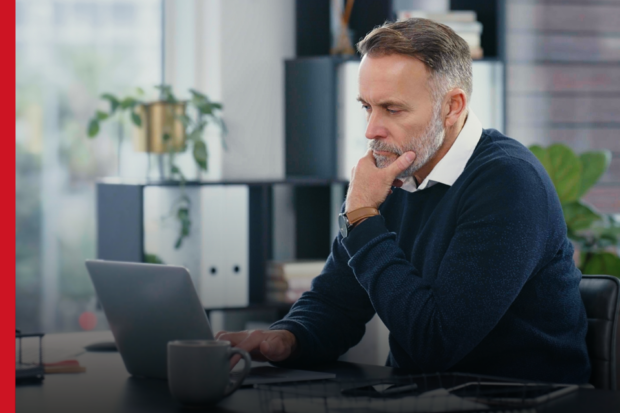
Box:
[365,112,388,141]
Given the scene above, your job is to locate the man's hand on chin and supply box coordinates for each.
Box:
[215,329,298,368]
[345,149,416,212]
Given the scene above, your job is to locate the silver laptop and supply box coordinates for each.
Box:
[85,259,335,384]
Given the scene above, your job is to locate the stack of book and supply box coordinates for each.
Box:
[266,260,326,304]
[397,10,484,59]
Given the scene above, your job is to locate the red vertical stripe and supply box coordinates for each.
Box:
[6,0,16,408]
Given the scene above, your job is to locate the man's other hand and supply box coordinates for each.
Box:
[215,329,297,368]
[346,149,416,212]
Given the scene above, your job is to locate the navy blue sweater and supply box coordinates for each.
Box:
[271,129,591,384]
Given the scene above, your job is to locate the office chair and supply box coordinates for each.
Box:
[579,274,620,390]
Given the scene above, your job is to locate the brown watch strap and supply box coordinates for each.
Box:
[346,207,380,226]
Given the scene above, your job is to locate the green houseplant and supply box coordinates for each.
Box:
[87,85,226,250]
[529,144,620,277]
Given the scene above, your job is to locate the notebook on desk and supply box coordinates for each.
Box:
[85,259,335,385]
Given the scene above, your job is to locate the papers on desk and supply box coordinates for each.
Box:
[269,388,490,413]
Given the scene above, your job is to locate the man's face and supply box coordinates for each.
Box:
[358,53,445,179]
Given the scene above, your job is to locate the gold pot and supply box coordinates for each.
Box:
[133,101,186,153]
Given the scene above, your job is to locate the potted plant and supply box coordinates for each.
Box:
[529,143,620,277]
[87,85,226,250]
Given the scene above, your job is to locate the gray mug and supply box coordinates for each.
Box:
[167,340,251,406]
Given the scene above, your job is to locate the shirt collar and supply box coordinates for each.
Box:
[400,111,483,193]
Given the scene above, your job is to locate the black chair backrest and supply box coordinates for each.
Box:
[579,274,620,390]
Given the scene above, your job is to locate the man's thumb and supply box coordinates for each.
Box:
[389,151,416,176]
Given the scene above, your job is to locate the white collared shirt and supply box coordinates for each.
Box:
[399,111,483,193]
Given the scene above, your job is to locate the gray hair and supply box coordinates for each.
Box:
[356,18,472,107]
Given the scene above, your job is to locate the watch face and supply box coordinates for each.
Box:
[338,213,349,238]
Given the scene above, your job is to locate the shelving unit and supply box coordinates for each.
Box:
[96,179,347,308]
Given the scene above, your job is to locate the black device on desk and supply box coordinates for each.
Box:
[85,259,335,385]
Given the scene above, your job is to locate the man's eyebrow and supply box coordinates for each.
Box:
[356,96,409,108]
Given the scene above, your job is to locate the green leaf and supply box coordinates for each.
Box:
[578,150,611,198]
[87,119,100,138]
[562,201,602,232]
[529,145,552,173]
[189,89,207,100]
[187,127,202,143]
[95,110,109,121]
[131,111,142,127]
[582,252,620,277]
[135,87,145,96]
[144,253,165,264]
[120,97,136,109]
[547,144,582,204]
[162,132,171,141]
[100,93,120,113]
[155,85,176,102]
[175,114,192,127]
[193,140,208,170]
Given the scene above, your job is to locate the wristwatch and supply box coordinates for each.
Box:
[338,207,380,238]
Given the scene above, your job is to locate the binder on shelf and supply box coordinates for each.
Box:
[222,186,249,308]
[200,185,227,309]
[199,185,249,309]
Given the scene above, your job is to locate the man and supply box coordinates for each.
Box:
[217,18,591,384]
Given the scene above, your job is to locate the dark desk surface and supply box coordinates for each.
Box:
[16,331,620,413]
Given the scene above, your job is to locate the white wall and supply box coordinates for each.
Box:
[165,0,295,181]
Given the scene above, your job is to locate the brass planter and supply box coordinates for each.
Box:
[133,101,186,153]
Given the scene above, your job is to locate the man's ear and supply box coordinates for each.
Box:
[442,88,467,128]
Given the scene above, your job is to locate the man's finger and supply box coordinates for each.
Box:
[229,330,268,368]
[385,151,415,178]
[392,179,403,188]
[215,331,245,346]
[260,336,291,362]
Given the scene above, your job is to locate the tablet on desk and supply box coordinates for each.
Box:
[447,381,579,406]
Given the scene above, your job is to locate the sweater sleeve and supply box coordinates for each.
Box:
[269,228,376,366]
[341,158,552,372]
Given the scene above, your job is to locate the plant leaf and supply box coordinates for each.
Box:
[578,150,611,198]
[193,140,208,170]
[120,97,136,109]
[131,111,142,127]
[87,119,100,138]
[95,110,109,121]
[582,252,620,277]
[529,145,552,173]
[547,144,582,204]
[100,93,119,113]
[562,201,602,232]
[144,253,165,264]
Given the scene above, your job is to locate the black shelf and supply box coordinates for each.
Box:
[96,179,346,307]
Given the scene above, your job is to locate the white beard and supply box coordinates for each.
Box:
[369,105,446,180]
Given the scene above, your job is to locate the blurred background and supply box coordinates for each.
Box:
[15,0,620,363]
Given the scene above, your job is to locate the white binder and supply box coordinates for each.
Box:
[222,185,249,308]
[200,185,227,309]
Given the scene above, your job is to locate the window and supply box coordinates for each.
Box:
[16,0,162,332]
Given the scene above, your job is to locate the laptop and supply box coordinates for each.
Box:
[85,259,335,385]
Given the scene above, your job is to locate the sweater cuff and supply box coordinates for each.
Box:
[342,214,389,258]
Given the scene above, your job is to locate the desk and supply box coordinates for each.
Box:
[16,332,620,413]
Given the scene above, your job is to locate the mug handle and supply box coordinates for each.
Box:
[223,347,252,397]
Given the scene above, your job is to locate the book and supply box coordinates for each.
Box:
[397,10,477,23]
[266,260,325,304]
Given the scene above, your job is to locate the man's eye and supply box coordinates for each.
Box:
[387,109,399,114]
[361,105,370,111]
